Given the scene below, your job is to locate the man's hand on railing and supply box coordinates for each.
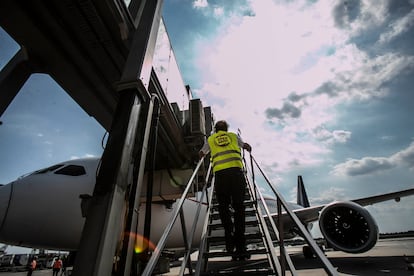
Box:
[243,143,252,152]
[199,150,206,160]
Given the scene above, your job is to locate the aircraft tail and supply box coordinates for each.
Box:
[297,175,310,207]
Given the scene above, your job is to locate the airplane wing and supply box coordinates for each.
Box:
[291,205,324,224]
[278,187,414,225]
[352,187,414,206]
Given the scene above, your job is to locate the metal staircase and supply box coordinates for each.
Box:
[141,152,339,275]
[193,151,340,275]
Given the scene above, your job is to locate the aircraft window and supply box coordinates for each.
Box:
[54,165,86,176]
[33,165,64,174]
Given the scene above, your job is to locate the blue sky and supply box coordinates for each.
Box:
[162,0,414,233]
[1,0,414,254]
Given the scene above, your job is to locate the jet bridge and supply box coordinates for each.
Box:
[0,0,213,275]
[0,0,208,171]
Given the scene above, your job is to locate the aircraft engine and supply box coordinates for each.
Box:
[319,201,378,253]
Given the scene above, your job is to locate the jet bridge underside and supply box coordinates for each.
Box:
[0,0,127,129]
[1,1,213,275]
[0,0,203,170]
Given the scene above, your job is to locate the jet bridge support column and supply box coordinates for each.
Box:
[72,1,163,276]
[0,47,32,117]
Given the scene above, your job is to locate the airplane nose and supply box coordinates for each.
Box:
[0,183,12,231]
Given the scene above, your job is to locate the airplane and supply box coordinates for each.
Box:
[0,157,206,253]
[275,176,414,257]
[0,157,413,260]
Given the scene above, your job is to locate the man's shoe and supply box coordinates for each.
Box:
[232,250,250,261]
[226,243,234,254]
[225,235,235,253]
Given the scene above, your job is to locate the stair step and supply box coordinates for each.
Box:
[199,255,275,276]
[210,209,257,221]
[213,192,251,202]
[200,266,275,276]
[207,232,264,246]
[204,247,268,259]
[211,200,255,211]
[209,219,259,231]
[200,185,278,275]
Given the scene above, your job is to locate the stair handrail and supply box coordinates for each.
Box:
[244,173,284,275]
[243,156,296,275]
[178,161,213,276]
[249,154,339,276]
[141,158,209,276]
[194,165,216,275]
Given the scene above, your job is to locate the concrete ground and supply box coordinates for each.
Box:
[167,237,414,275]
[0,237,413,275]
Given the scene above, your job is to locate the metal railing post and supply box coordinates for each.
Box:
[250,155,338,276]
[141,158,206,275]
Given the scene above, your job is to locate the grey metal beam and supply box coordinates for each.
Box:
[0,0,190,170]
[72,0,163,275]
[72,89,148,276]
[0,47,32,117]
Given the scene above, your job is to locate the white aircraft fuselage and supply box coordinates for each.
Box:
[0,158,205,251]
[0,157,413,257]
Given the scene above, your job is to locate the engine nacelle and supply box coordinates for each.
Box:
[319,201,378,253]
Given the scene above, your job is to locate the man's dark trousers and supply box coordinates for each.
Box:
[214,167,247,253]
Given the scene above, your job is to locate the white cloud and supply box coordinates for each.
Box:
[313,127,351,144]
[70,154,98,160]
[311,46,414,102]
[332,130,352,143]
[380,135,394,141]
[342,0,389,37]
[193,0,208,9]
[191,0,414,182]
[194,0,350,173]
[213,7,224,17]
[379,9,414,43]
[310,186,347,205]
[391,141,414,169]
[332,141,414,176]
[332,157,395,176]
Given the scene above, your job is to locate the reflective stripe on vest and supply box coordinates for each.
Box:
[208,131,243,173]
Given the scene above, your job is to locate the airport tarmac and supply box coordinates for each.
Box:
[0,237,413,275]
[287,236,414,275]
[166,237,414,275]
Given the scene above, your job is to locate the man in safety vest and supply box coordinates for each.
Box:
[199,120,252,261]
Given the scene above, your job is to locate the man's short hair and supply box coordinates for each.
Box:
[214,120,228,132]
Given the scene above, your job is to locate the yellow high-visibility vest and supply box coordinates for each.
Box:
[208,131,243,173]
